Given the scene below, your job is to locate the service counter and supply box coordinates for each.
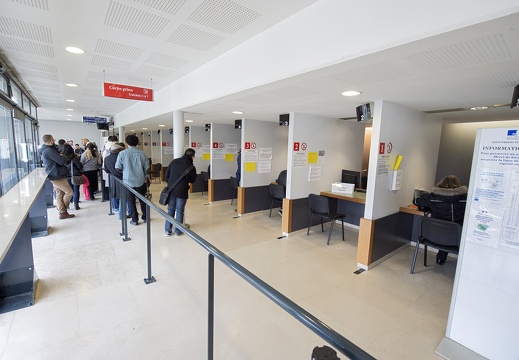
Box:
[320,191,366,227]
[0,168,49,313]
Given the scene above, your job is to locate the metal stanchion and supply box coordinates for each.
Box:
[208,254,214,360]
[120,185,131,241]
[143,204,156,284]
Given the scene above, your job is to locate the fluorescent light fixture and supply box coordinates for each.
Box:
[66,108,74,111]
[158,124,165,127]
[130,130,135,132]
[66,83,78,87]
[232,111,243,114]
[66,114,72,117]
[341,90,361,96]
[66,99,75,102]
[185,120,193,123]
[142,128,147,130]
[65,46,85,54]
[471,106,488,110]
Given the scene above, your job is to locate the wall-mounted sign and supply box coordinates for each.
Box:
[213,142,219,148]
[82,116,108,124]
[103,82,153,102]
[294,142,300,151]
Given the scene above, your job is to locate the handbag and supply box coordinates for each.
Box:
[159,165,194,205]
[70,160,86,185]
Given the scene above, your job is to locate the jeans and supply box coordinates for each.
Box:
[126,183,147,222]
[67,179,80,203]
[164,197,187,235]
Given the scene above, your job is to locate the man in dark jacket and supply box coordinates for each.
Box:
[103,143,125,217]
[164,148,197,236]
[38,134,75,219]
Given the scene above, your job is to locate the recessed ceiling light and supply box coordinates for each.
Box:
[471,106,488,110]
[65,46,85,54]
[66,114,72,116]
[185,120,193,123]
[341,90,362,96]
[66,108,74,111]
[142,128,147,130]
[158,124,165,127]
[66,99,75,102]
[66,83,78,87]
[130,130,135,132]
[232,111,243,114]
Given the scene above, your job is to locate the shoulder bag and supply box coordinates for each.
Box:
[70,160,86,185]
[159,165,194,205]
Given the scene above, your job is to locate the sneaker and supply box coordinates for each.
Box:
[141,215,147,222]
[174,232,183,237]
[164,231,172,237]
[278,209,283,215]
[130,220,139,226]
[59,212,75,220]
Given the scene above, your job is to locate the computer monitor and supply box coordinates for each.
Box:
[341,169,361,189]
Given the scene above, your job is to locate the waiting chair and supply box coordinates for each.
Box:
[269,183,285,218]
[201,171,209,196]
[230,176,239,205]
[307,193,345,245]
[151,163,162,183]
[410,217,462,274]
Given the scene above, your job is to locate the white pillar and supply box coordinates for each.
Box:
[173,110,184,158]
[118,126,124,143]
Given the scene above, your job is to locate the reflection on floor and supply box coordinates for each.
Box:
[0,183,455,360]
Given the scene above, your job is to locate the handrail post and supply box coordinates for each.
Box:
[143,204,155,284]
[208,254,214,360]
[120,185,131,241]
[107,174,114,216]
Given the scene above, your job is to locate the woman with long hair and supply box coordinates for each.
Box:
[80,143,101,201]
[61,144,83,209]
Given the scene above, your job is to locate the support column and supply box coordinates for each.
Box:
[118,126,124,142]
[173,111,184,158]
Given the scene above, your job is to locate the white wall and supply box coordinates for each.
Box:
[287,112,366,199]
[241,119,288,187]
[39,120,103,148]
[365,101,442,220]
[210,123,241,180]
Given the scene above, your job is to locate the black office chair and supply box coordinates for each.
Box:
[277,170,287,189]
[410,217,462,274]
[201,171,209,196]
[151,163,162,183]
[307,193,345,245]
[230,176,239,205]
[268,183,285,218]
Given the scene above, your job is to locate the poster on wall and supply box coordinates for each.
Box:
[466,128,519,250]
[293,152,307,167]
[244,149,258,162]
[258,148,272,160]
[257,161,271,173]
[225,143,238,154]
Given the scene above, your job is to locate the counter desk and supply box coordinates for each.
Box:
[319,191,366,227]
[0,168,49,313]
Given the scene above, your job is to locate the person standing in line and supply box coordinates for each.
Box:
[115,134,149,226]
[101,135,118,202]
[38,134,75,219]
[62,143,83,210]
[74,144,84,156]
[103,142,125,217]
[164,148,197,237]
[81,143,101,201]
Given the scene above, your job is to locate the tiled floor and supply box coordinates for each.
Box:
[0,183,456,359]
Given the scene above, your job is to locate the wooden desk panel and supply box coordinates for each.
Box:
[319,191,366,204]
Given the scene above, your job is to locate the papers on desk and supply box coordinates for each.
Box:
[331,182,354,194]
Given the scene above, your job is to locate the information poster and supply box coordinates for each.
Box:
[293,152,307,168]
[258,148,272,161]
[244,149,258,162]
[466,129,519,250]
[308,152,318,164]
[225,143,237,154]
[257,161,271,173]
[212,148,225,160]
[245,162,256,172]
[308,166,321,181]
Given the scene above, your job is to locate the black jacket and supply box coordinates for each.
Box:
[38,144,70,180]
[70,156,83,176]
[418,186,468,225]
[165,154,197,199]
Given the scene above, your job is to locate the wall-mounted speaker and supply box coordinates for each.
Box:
[279,114,289,126]
[234,119,242,129]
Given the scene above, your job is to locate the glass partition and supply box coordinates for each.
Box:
[14,118,29,179]
[0,103,18,195]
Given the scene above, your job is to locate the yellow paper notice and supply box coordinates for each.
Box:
[245,162,256,172]
[202,153,210,161]
[225,153,235,162]
[307,152,318,164]
[393,155,402,170]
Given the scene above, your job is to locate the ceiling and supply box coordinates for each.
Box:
[1,0,519,133]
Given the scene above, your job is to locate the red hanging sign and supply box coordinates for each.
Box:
[103,82,153,101]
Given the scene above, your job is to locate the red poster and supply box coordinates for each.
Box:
[103,82,153,101]
[191,142,196,147]
[244,142,250,149]
[379,142,385,154]
[294,142,300,151]
[213,142,219,148]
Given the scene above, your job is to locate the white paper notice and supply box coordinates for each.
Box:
[202,145,210,154]
[212,148,225,160]
[244,149,258,162]
[257,161,271,173]
[293,152,307,168]
[225,144,237,154]
[308,166,321,181]
[258,148,272,161]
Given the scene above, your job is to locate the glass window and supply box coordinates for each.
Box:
[22,94,30,113]
[0,104,18,195]
[11,82,21,105]
[24,117,37,171]
[0,74,7,95]
[14,118,29,179]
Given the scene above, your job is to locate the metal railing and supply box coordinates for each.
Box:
[110,176,375,360]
